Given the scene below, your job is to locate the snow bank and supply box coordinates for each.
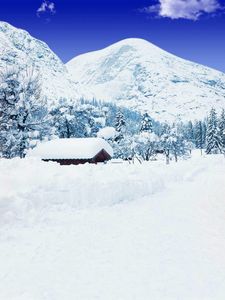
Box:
[1,153,222,225]
[0,157,164,224]
[1,153,225,300]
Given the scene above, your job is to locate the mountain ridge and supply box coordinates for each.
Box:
[70,38,224,74]
[0,21,79,105]
[67,37,225,121]
[0,21,225,122]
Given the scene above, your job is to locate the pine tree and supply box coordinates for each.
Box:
[186,121,195,143]
[140,113,153,133]
[115,110,126,142]
[206,108,222,154]
[219,109,225,152]
[0,67,48,158]
[51,101,100,139]
[195,120,205,154]
[133,113,158,161]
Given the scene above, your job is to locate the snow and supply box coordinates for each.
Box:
[0,153,225,299]
[67,38,225,122]
[1,22,225,122]
[27,137,113,159]
[97,126,116,139]
[139,131,159,142]
[0,21,79,104]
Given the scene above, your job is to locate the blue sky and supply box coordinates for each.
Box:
[0,0,225,72]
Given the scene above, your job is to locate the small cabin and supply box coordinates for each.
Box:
[27,138,113,165]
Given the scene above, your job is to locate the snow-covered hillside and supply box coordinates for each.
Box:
[1,22,225,121]
[0,22,78,104]
[67,38,225,121]
[0,154,225,299]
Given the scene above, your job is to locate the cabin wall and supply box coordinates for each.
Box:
[92,149,111,163]
[43,159,92,165]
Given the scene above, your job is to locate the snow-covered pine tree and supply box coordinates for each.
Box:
[0,67,48,158]
[114,110,126,142]
[51,101,101,139]
[51,103,77,138]
[206,108,222,154]
[194,120,205,155]
[113,109,137,159]
[219,109,225,152]
[134,112,158,161]
[140,112,153,133]
[74,104,100,137]
[186,121,195,144]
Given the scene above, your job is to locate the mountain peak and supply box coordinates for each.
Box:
[67,38,225,121]
[105,38,160,49]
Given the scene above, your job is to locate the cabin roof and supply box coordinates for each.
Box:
[27,138,113,160]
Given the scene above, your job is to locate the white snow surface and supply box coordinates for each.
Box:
[0,21,79,104]
[0,153,225,299]
[27,138,113,159]
[67,38,225,122]
[97,126,116,140]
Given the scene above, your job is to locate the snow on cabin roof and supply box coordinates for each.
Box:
[27,138,113,160]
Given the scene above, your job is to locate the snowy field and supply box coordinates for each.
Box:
[0,153,225,299]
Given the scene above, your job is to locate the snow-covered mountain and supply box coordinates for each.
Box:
[1,22,225,121]
[0,21,78,105]
[67,38,225,121]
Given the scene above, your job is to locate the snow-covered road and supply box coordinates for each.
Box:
[0,154,225,299]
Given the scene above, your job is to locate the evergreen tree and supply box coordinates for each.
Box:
[114,110,126,142]
[51,102,99,139]
[113,135,133,160]
[140,113,153,133]
[186,121,195,143]
[219,109,225,152]
[202,121,207,145]
[130,112,159,161]
[206,108,222,154]
[195,120,205,154]
[0,67,48,158]
[52,104,76,138]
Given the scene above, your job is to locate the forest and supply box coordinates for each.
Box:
[0,67,225,162]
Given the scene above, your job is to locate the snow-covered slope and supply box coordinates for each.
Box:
[1,154,225,299]
[67,38,225,121]
[2,22,225,121]
[0,22,78,104]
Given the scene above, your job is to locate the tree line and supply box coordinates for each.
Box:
[0,67,225,161]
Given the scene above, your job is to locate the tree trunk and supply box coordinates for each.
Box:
[166,150,170,165]
[174,152,178,162]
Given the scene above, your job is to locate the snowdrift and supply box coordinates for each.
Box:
[0,158,164,224]
[1,154,225,300]
[0,153,222,225]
